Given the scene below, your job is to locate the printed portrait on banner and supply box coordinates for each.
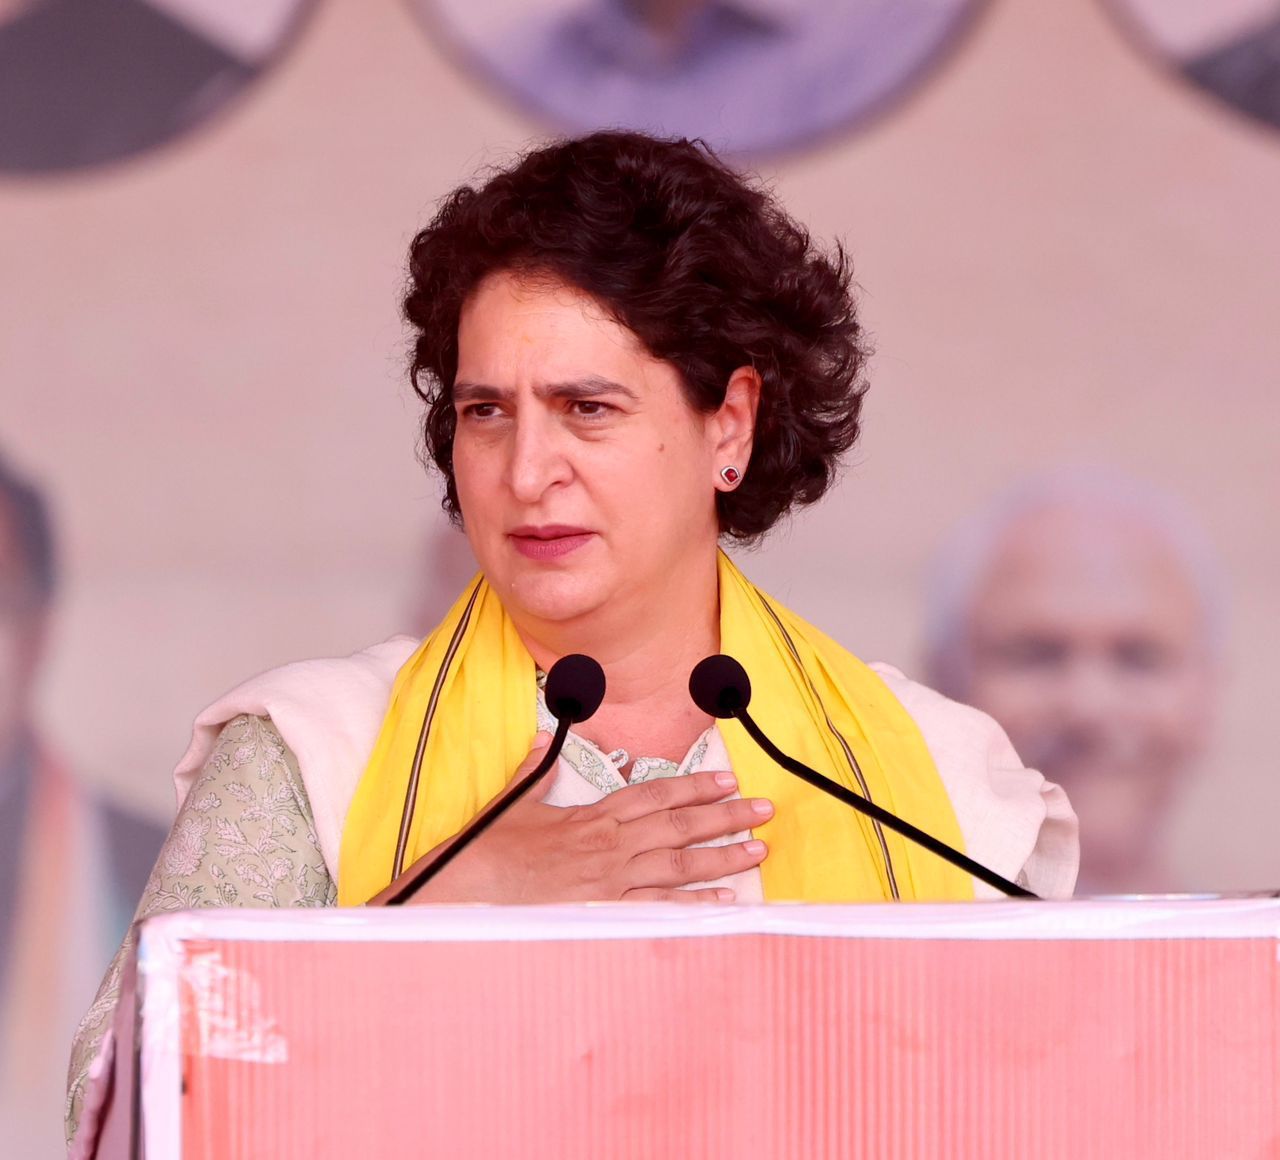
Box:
[410,0,985,155]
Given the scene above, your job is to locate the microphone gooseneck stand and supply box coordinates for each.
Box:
[381,653,606,905]
[688,654,1038,900]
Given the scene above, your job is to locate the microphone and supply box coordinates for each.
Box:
[381,653,606,905]
[689,654,1037,899]
[544,653,608,725]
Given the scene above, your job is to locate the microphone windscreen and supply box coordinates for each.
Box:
[545,654,606,723]
[688,654,752,718]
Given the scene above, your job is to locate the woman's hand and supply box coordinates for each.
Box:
[373,734,772,905]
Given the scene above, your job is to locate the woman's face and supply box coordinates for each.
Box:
[451,270,747,629]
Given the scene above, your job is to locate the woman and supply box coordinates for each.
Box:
[66,130,1077,1144]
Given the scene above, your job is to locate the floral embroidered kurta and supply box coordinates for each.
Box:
[64,715,327,1141]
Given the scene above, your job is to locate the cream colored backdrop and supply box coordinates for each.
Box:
[3,0,1278,889]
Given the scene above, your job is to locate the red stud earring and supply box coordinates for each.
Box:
[719,466,741,487]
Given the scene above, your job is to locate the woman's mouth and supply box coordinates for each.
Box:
[508,525,595,560]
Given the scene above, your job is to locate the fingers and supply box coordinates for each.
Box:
[621,887,736,903]
[508,731,557,800]
[600,769,741,823]
[623,796,773,853]
[626,839,768,890]
[515,731,554,773]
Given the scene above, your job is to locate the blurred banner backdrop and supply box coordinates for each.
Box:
[2,1,1279,1154]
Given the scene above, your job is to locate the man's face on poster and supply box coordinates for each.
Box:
[0,496,46,765]
[959,504,1215,890]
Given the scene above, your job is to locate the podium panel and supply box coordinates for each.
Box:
[132,901,1280,1158]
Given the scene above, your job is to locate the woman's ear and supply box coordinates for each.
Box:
[710,366,761,483]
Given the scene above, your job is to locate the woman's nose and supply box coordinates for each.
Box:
[507,414,571,503]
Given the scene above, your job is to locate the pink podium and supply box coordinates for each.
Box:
[104,899,1280,1157]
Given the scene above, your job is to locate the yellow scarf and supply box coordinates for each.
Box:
[338,553,974,905]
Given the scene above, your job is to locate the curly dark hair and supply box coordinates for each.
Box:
[403,130,868,542]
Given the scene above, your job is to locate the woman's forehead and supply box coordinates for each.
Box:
[461,270,621,337]
[457,271,659,385]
